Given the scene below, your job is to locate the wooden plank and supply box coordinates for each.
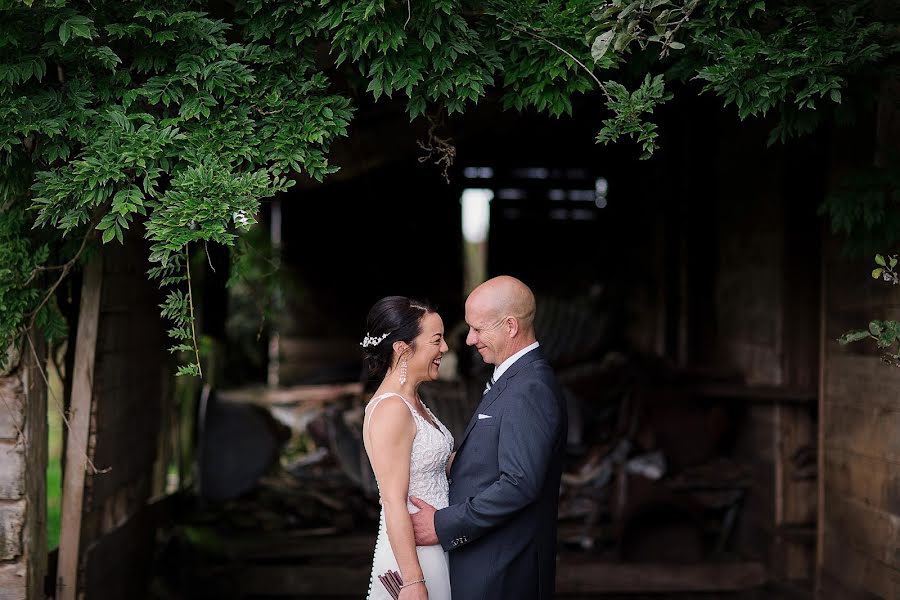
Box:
[22,331,48,599]
[556,561,768,594]
[56,255,103,600]
[825,448,900,515]
[824,492,900,570]
[822,529,900,600]
[775,404,817,526]
[817,233,827,586]
[825,354,900,412]
[824,402,900,464]
[86,235,168,517]
[217,382,363,406]
[233,561,768,596]
[774,403,816,580]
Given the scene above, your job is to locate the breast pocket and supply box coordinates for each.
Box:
[468,418,501,468]
[473,417,500,432]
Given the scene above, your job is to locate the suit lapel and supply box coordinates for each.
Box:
[454,348,544,454]
[456,378,508,451]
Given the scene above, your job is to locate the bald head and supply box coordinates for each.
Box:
[465,276,537,365]
[470,276,536,328]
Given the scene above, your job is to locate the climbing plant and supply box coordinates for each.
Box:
[1,0,897,375]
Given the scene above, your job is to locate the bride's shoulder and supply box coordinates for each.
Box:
[366,392,412,416]
[364,394,416,438]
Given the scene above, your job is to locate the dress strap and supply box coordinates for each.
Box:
[366,392,417,419]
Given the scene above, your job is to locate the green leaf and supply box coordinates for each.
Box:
[619,1,640,20]
[838,330,870,345]
[873,268,884,279]
[591,31,615,62]
[59,15,94,43]
[875,254,886,266]
[668,41,685,50]
[102,227,116,244]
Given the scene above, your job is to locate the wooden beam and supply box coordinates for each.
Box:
[218,533,376,560]
[216,382,362,406]
[691,382,817,404]
[816,227,827,593]
[229,561,767,596]
[56,255,103,600]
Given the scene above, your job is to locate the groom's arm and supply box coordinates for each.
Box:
[433,380,561,551]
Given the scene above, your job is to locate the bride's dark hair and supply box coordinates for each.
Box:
[362,296,436,380]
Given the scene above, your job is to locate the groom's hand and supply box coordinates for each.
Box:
[409,496,439,546]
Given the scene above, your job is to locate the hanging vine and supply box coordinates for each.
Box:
[1,0,897,375]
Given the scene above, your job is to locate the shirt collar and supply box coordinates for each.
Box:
[492,341,540,382]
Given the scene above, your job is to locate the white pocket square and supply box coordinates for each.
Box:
[477,413,493,420]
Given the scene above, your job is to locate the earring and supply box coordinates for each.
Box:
[399,359,408,385]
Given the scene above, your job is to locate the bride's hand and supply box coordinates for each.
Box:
[398,581,428,600]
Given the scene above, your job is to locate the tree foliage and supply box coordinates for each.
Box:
[0,0,897,374]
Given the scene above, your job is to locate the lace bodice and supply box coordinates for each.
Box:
[365,392,454,511]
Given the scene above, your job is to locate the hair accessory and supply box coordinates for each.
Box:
[360,332,390,348]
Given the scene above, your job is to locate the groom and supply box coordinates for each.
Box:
[410,276,566,600]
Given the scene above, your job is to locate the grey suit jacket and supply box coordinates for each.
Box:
[434,348,566,600]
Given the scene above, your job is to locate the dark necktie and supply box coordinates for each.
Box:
[483,375,495,396]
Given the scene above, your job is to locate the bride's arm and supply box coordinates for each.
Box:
[366,398,427,594]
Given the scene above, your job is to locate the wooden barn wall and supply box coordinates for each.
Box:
[818,81,900,600]
[820,242,900,599]
[707,118,823,582]
[77,237,169,599]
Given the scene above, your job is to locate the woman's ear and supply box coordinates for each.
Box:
[392,340,408,357]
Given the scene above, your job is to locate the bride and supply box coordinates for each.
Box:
[360,296,454,600]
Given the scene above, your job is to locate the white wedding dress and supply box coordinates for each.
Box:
[365,393,454,600]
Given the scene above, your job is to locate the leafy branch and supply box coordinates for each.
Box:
[589,0,700,62]
[838,254,900,367]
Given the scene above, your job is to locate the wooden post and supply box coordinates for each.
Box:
[815,229,827,594]
[56,255,103,600]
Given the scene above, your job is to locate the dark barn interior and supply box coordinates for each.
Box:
[15,84,899,600]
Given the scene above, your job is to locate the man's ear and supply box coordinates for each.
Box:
[506,316,520,338]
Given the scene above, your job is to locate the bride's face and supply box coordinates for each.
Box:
[406,312,449,383]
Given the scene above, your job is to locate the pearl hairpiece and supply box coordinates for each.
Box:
[360,332,390,348]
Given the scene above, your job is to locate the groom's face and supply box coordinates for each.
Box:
[464,300,507,366]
